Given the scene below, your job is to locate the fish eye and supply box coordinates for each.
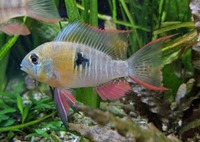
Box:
[30,53,38,65]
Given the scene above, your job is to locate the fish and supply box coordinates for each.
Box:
[0,0,61,35]
[20,21,170,126]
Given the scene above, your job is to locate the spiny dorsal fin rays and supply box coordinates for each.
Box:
[54,21,131,60]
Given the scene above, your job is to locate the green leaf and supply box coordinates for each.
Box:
[1,119,15,127]
[50,134,60,142]
[0,108,16,115]
[0,114,9,122]
[7,131,15,139]
[17,94,23,118]
[64,0,81,21]
[153,22,194,35]
[35,129,50,138]
[22,104,31,123]
[43,121,64,131]
[0,112,56,132]
[0,35,19,61]
[89,0,98,26]
[26,132,38,138]
[33,97,54,110]
[0,50,9,91]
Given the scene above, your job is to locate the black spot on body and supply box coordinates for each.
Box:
[74,51,89,69]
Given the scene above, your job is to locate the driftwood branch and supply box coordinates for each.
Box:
[69,104,180,142]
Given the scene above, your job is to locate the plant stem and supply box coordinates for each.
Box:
[64,0,80,21]
[82,0,90,22]
[0,35,19,61]
[153,22,194,35]
[0,112,56,132]
[112,0,117,21]
[89,0,98,26]
[119,0,140,46]
[76,3,149,31]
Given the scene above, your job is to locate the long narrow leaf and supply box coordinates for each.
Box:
[0,35,19,61]
[64,0,81,21]
[17,94,23,120]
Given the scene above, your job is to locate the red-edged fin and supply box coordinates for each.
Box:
[0,22,30,35]
[59,89,76,107]
[26,0,61,23]
[143,35,176,48]
[129,77,168,91]
[55,21,131,60]
[127,36,173,90]
[54,89,70,128]
[54,89,76,128]
[95,80,131,100]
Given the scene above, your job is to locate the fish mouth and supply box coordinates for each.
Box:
[20,64,28,72]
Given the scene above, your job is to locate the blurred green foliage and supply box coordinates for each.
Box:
[0,0,196,141]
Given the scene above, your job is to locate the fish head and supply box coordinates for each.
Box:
[20,43,54,83]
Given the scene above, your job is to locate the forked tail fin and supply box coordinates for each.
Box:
[127,36,172,91]
[26,0,61,23]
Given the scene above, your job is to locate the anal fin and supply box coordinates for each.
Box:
[95,80,131,100]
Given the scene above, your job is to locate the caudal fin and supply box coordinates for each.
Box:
[127,36,172,91]
[26,0,61,23]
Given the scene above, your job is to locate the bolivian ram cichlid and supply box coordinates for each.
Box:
[21,22,169,126]
[0,0,60,35]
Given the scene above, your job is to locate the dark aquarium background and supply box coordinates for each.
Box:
[0,0,199,141]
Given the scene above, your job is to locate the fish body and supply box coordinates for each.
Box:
[21,41,128,88]
[21,22,170,127]
[0,0,60,35]
[21,22,168,95]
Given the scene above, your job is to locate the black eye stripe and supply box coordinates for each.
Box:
[30,53,38,64]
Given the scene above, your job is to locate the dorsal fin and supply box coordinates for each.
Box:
[54,21,131,60]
